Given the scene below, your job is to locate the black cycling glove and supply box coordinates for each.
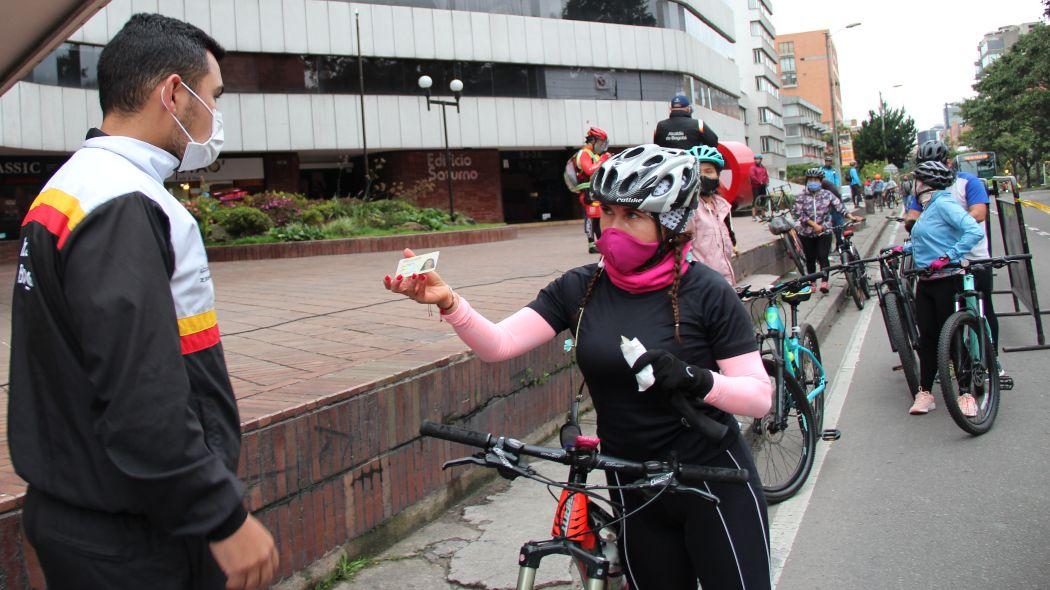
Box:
[631,349,714,400]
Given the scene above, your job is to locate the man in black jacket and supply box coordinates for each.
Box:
[10,14,277,590]
[653,94,719,149]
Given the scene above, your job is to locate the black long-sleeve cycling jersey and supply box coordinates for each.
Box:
[9,130,246,539]
[653,111,719,150]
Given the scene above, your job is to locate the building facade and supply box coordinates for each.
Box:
[976,22,1039,78]
[782,95,826,166]
[732,0,785,180]
[943,101,967,146]
[0,0,749,233]
[916,125,946,147]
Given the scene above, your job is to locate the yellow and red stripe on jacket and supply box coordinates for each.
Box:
[178,309,221,355]
[22,188,86,249]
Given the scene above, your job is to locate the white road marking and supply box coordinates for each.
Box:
[770,221,900,587]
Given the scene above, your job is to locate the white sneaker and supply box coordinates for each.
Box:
[909,389,936,415]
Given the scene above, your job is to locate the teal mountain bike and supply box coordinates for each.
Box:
[738,270,839,503]
[904,255,1028,435]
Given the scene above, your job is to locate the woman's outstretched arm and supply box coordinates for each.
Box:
[442,297,556,362]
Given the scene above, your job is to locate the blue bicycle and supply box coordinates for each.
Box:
[738,270,837,503]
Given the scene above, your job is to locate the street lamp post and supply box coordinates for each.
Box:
[823,22,861,173]
[418,75,463,220]
[355,9,370,198]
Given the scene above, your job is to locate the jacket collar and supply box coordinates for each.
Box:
[82,129,180,183]
[669,110,692,118]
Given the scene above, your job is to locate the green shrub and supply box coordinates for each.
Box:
[300,207,325,226]
[219,206,273,237]
[321,217,361,238]
[269,223,325,242]
[308,200,350,221]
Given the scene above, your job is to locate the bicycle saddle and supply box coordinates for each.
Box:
[842,228,855,238]
[783,286,813,303]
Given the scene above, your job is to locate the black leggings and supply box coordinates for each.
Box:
[799,233,833,275]
[610,434,771,590]
[915,275,964,392]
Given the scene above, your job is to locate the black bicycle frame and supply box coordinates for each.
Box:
[875,254,920,349]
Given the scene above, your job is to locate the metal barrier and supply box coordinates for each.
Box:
[989,176,1050,352]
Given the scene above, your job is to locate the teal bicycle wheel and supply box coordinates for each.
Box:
[937,311,1000,435]
[743,358,818,503]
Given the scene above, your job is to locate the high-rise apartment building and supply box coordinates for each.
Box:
[976,22,1039,78]
[733,0,785,180]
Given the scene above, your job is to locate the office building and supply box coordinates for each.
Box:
[0,0,748,236]
[976,22,1039,78]
[782,95,826,166]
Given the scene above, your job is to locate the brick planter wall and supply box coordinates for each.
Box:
[0,339,576,589]
[204,225,517,263]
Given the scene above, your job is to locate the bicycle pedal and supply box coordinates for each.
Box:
[999,376,1014,391]
[820,429,841,441]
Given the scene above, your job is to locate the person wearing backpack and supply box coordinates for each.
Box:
[566,126,611,253]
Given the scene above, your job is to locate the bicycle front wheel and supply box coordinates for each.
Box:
[883,292,921,396]
[937,311,1000,435]
[784,234,806,276]
[743,358,818,504]
[797,323,825,431]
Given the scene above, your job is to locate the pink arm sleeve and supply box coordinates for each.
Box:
[704,351,772,418]
[441,296,557,362]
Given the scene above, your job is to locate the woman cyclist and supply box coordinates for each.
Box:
[384,144,773,589]
[896,161,984,415]
[685,145,737,285]
[792,168,862,293]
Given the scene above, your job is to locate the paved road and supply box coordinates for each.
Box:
[776,190,1050,589]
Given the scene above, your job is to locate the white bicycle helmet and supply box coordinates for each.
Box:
[589,144,700,234]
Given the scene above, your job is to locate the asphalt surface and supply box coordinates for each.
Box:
[777,189,1050,590]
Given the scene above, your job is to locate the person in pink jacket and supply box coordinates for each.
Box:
[686,145,737,285]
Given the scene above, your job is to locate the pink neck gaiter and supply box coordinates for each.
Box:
[596,229,691,294]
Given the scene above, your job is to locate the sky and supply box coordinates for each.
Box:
[771,0,1046,130]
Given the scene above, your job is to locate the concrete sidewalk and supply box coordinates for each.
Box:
[320,216,894,590]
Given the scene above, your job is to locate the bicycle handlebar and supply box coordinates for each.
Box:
[902,254,1031,277]
[419,421,750,486]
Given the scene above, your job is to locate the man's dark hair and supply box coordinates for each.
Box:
[98,13,225,115]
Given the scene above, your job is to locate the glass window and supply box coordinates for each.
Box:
[759,107,782,128]
[778,41,794,55]
[750,21,774,46]
[785,124,800,137]
[748,0,773,18]
[761,136,783,155]
[753,49,776,70]
[780,70,797,87]
[755,76,779,98]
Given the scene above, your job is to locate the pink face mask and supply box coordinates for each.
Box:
[595,228,659,274]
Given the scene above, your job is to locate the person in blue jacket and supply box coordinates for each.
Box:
[905,139,1009,388]
[848,162,863,207]
[897,161,984,416]
[820,156,840,189]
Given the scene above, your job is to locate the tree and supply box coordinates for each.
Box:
[851,101,916,169]
[562,0,656,26]
[961,23,1049,187]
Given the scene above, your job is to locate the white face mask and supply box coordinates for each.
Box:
[166,81,224,172]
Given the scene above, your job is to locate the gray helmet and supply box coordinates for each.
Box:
[917,140,948,163]
[589,144,700,234]
[913,160,955,189]
[804,167,824,179]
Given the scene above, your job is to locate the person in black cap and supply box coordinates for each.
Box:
[653,94,719,150]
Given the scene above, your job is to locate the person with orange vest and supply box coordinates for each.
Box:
[569,126,611,253]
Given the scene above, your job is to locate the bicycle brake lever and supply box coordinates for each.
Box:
[442,454,488,470]
[675,484,720,504]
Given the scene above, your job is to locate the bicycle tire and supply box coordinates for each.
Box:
[743,358,818,504]
[785,234,806,276]
[848,243,873,299]
[798,323,825,431]
[883,292,920,397]
[937,311,1000,435]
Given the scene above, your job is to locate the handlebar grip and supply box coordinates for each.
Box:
[678,464,750,486]
[420,421,492,449]
[669,394,729,441]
